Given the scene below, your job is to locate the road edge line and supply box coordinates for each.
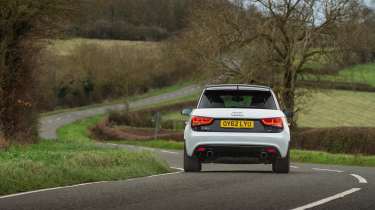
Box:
[0,181,109,200]
[0,171,182,200]
[350,174,368,184]
[291,188,361,210]
[312,168,344,173]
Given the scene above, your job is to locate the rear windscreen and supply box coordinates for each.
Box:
[198,90,277,110]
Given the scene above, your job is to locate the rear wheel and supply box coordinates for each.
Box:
[272,150,290,174]
[184,146,201,172]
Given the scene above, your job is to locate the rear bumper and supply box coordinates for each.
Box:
[194,145,281,164]
[184,130,290,158]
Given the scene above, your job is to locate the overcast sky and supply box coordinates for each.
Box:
[365,0,375,8]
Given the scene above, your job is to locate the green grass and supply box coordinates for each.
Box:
[291,150,375,167]
[48,38,161,56]
[0,116,169,196]
[298,90,375,127]
[110,140,184,150]
[303,63,375,87]
[325,63,375,87]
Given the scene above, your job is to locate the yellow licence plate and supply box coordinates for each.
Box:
[220,120,254,129]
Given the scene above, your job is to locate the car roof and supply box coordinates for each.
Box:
[204,84,271,91]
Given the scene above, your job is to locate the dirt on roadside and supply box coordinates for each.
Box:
[0,135,9,149]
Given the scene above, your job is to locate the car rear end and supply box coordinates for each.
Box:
[184,85,290,172]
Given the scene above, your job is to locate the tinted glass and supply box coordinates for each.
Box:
[198,90,277,110]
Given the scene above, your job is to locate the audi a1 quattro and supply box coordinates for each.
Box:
[182,84,291,173]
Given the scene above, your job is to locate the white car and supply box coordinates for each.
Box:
[182,84,291,173]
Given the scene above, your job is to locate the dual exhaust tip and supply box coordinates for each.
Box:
[206,150,214,157]
[260,152,268,159]
[196,147,276,160]
[205,151,269,159]
[196,147,214,158]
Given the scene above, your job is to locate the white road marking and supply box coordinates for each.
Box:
[161,150,179,155]
[312,168,344,173]
[290,165,299,169]
[0,181,108,200]
[291,188,361,210]
[142,171,183,178]
[106,143,121,147]
[0,171,182,200]
[170,167,184,171]
[350,174,368,184]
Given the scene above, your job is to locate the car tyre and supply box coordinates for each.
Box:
[272,150,290,174]
[184,145,201,172]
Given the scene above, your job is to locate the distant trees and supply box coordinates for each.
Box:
[70,0,193,40]
[0,0,75,144]
[335,6,375,65]
[177,0,365,127]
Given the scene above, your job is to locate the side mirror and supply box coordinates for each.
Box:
[181,108,193,116]
[283,110,294,118]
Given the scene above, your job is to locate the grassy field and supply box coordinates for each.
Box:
[304,63,375,87]
[109,140,184,150]
[47,38,161,56]
[298,90,375,127]
[334,63,375,86]
[0,116,169,196]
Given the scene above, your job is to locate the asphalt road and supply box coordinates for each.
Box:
[2,85,374,210]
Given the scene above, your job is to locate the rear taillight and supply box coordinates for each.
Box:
[191,116,214,127]
[261,117,283,128]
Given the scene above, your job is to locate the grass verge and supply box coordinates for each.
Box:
[291,150,375,167]
[0,116,169,196]
[109,140,184,150]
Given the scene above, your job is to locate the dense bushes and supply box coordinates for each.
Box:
[109,111,154,128]
[292,127,375,155]
[74,20,170,41]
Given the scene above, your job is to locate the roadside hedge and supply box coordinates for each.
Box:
[292,127,375,155]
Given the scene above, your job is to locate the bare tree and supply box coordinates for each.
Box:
[178,0,362,127]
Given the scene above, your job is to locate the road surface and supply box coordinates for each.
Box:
[1,85,374,210]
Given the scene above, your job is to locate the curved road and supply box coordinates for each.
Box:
[1,85,374,210]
